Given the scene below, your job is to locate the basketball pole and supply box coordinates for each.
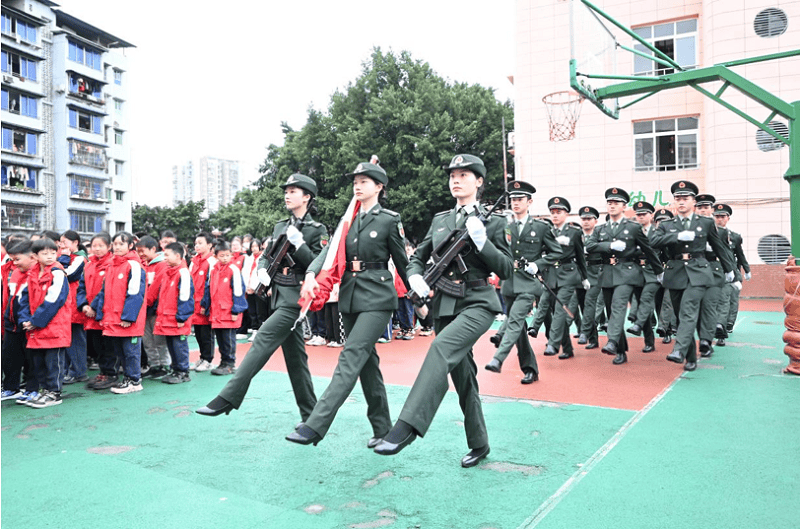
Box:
[789,101,800,257]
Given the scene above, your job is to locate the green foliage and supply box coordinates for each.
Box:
[131,200,209,243]
[205,187,286,241]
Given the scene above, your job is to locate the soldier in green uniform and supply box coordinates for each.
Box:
[485,180,560,383]
[650,181,735,371]
[577,206,603,349]
[373,154,513,468]
[541,197,589,359]
[196,174,326,420]
[586,188,663,365]
[286,161,409,447]
[712,203,749,344]
[653,208,677,344]
[626,201,660,353]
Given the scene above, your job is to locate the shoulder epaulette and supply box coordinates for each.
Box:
[434,210,450,218]
[381,208,400,217]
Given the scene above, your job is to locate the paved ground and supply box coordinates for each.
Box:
[2,306,797,529]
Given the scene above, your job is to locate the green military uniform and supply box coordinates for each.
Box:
[577,206,603,348]
[627,201,660,351]
[585,188,663,365]
[713,204,750,338]
[653,208,677,343]
[301,162,409,441]
[650,181,735,370]
[211,174,326,420]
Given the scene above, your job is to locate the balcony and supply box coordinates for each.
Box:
[69,175,106,202]
[68,139,107,170]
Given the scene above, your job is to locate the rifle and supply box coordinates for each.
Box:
[516,256,574,320]
[407,192,508,307]
[255,197,315,301]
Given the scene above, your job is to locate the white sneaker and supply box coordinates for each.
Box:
[306,335,325,346]
[236,333,249,340]
[110,377,143,394]
[248,331,258,342]
[28,390,63,408]
[192,359,214,372]
[326,341,343,348]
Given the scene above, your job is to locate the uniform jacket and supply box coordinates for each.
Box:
[586,217,663,288]
[58,251,88,326]
[154,263,194,336]
[92,251,147,337]
[21,261,71,349]
[729,230,750,281]
[232,252,246,271]
[144,253,168,314]
[544,222,588,289]
[636,224,660,284]
[650,214,735,290]
[258,216,326,310]
[4,266,27,333]
[502,216,561,297]
[708,225,735,287]
[582,230,603,284]
[77,252,113,331]
[309,205,409,314]
[201,260,248,329]
[407,205,513,318]
[189,252,217,325]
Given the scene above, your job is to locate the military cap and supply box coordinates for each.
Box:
[654,208,674,221]
[695,194,715,207]
[605,187,630,203]
[633,201,655,214]
[280,173,317,197]
[548,196,571,212]
[579,206,599,219]
[670,180,699,196]
[444,154,486,178]
[507,180,536,198]
[346,161,388,185]
[713,203,733,216]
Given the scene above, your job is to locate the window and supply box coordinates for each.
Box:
[754,8,788,38]
[757,234,791,264]
[1,164,37,190]
[115,160,123,176]
[106,188,112,201]
[114,130,123,145]
[114,99,123,111]
[1,127,37,155]
[115,221,126,232]
[633,19,697,76]
[113,69,123,85]
[68,108,103,134]
[68,139,106,169]
[115,190,124,201]
[1,203,42,230]
[1,13,37,43]
[634,117,698,171]
[68,73,103,99]
[1,89,37,118]
[1,50,38,81]
[69,174,105,201]
[68,41,102,70]
[69,210,104,233]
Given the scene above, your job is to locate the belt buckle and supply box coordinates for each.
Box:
[513,260,520,269]
[682,253,690,261]
[609,257,618,265]
[351,260,363,272]
[639,259,647,266]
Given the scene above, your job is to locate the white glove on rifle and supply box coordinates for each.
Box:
[408,274,430,299]
[657,272,664,284]
[466,216,487,252]
[581,279,591,290]
[610,240,626,252]
[525,262,538,276]
[556,235,570,246]
[286,225,305,249]
[257,268,271,287]
[732,281,742,291]
[677,230,696,241]
[725,271,735,283]
[745,272,752,281]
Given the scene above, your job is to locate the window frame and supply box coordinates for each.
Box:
[1,202,42,230]
[633,116,700,172]
[632,18,698,77]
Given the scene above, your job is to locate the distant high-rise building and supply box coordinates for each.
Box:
[172,156,238,215]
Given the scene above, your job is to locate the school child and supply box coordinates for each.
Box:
[137,236,171,379]
[154,242,195,384]
[58,230,89,384]
[91,232,147,394]
[19,238,71,408]
[200,241,247,376]
[3,240,33,401]
[189,232,217,371]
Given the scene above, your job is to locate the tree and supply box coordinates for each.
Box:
[131,200,209,243]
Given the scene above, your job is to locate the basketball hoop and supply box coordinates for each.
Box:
[542,91,584,141]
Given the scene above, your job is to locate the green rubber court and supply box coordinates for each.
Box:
[2,306,797,529]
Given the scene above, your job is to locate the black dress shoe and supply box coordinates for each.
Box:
[715,324,726,339]
[373,431,417,455]
[599,324,608,333]
[527,328,539,338]
[521,371,538,384]
[684,361,697,371]
[627,315,636,323]
[484,358,502,373]
[285,424,322,446]
[612,352,627,365]
[641,345,656,353]
[543,345,558,356]
[489,334,502,348]
[601,341,617,355]
[558,351,574,360]
[662,335,673,344]
[726,323,734,334]
[585,342,598,349]
[573,333,580,338]
[666,350,684,363]
[656,327,666,337]
[367,435,385,449]
[461,445,490,468]
[626,324,642,336]
[699,340,712,357]
[577,333,588,345]
[716,338,726,347]
[196,396,235,416]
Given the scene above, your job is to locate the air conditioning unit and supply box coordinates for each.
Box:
[3,75,13,84]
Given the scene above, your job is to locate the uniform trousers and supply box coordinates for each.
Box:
[398,305,493,450]
[30,347,66,393]
[165,335,191,373]
[633,282,660,347]
[143,313,170,367]
[2,330,27,392]
[716,283,739,329]
[547,285,576,353]
[193,324,215,363]
[580,282,602,344]
[602,284,635,352]
[725,284,741,327]
[670,286,707,363]
[65,323,87,379]
[305,310,393,438]
[656,288,676,333]
[109,336,142,381]
[492,292,538,373]
[219,306,316,420]
[698,284,722,342]
[530,283,553,336]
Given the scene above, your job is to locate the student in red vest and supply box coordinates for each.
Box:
[154,242,195,384]
[77,233,116,390]
[137,235,171,379]
[189,232,217,371]
[58,230,89,385]
[19,238,71,408]
[91,232,147,394]
[3,239,33,402]
[200,241,247,376]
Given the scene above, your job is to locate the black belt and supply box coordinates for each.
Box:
[671,252,704,261]
[602,257,635,265]
[553,258,575,267]
[346,261,388,272]
[586,259,603,266]
[434,277,489,298]
[705,253,718,262]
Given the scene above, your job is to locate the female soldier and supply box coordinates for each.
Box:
[286,160,409,447]
[373,154,513,468]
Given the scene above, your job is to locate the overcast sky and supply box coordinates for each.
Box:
[58,0,516,206]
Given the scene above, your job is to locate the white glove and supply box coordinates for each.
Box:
[465,216,487,252]
[677,230,696,241]
[556,235,570,246]
[525,262,538,276]
[610,240,626,252]
[257,268,271,287]
[745,272,751,281]
[581,279,591,290]
[408,274,430,299]
[286,225,305,249]
[732,281,742,291]
[657,272,664,284]
[725,271,735,283]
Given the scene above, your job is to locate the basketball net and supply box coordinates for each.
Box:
[543,91,584,142]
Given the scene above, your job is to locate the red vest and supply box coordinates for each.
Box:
[145,257,169,308]
[65,252,88,326]
[190,252,216,325]
[154,263,193,336]
[207,261,244,329]
[83,253,113,331]
[101,251,147,337]
[26,262,72,349]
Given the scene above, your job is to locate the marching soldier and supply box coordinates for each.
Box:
[577,206,602,349]
[196,174,326,420]
[586,188,662,365]
[485,180,560,382]
[653,208,676,344]
[626,201,659,353]
[650,181,735,371]
[713,203,749,343]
